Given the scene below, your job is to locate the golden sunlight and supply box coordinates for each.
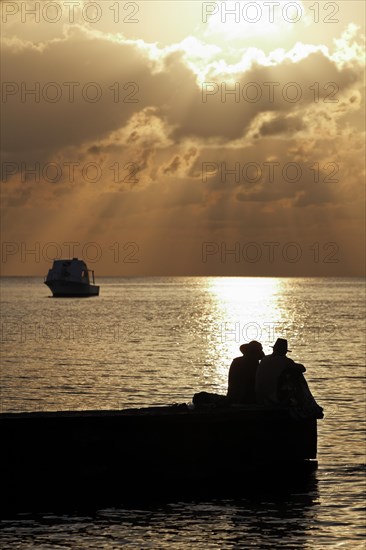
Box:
[203,0,295,41]
[204,277,285,389]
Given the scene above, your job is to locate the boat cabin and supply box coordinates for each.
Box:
[45,258,95,284]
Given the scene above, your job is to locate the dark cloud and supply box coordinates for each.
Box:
[258,114,305,136]
[163,155,181,174]
[2,30,363,164]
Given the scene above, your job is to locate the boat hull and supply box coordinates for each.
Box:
[44,280,99,297]
[1,406,317,513]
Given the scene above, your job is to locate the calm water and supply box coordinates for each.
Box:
[1,277,365,548]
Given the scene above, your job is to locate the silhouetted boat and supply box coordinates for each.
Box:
[1,404,319,513]
[44,258,99,297]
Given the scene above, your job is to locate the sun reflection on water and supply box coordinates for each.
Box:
[202,277,286,392]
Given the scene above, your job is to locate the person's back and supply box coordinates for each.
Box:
[227,341,264,404]
[256,338,305,406]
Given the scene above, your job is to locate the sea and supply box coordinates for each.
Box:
[0,276,365,549]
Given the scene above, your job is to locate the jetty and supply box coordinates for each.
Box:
[1,405,318,513]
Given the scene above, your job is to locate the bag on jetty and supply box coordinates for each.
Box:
[192,392,229,408]
[278,370,324,420]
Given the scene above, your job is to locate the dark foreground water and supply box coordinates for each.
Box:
[1,277,365,548]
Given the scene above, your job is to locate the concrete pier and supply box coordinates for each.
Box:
[1,405,317,513]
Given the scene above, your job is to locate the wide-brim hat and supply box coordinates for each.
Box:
[240,340,263,354]
[271,338,291,353]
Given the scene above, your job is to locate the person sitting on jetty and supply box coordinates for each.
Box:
[255,338,305,406]
[256,338,323,418]
[227,341,265,404]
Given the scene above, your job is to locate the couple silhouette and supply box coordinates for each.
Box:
[227,338,323,418]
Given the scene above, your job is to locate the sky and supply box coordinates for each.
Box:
[1,0,365,276]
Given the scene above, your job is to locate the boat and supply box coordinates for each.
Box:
[0,403,320,513]
[44,258,99,297]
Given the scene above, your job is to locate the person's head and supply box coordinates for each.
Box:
[240,340,265,359]
[271,338,291,356]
